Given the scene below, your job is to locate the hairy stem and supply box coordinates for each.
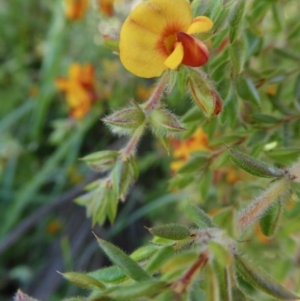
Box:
[144,71,169,113]
[172,250,209,295]
[238,178,290,233]
[121,123,145,159]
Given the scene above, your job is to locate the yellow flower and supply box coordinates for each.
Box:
[171,128,210,172]
[56,63,97,120]
[119,0,213,78]
[64,0,89,20]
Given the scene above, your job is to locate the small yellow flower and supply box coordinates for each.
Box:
[56,63,97,120]
[120,0,213,78]
[64,0,89,20]
[171,128,210,172]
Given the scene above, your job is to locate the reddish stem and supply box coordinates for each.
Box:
[172,251,209,295]
[144,72,169,113]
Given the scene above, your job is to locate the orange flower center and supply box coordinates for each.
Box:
[164,34,176,54]
[157,23,184,56]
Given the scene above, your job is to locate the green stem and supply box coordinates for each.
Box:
[144,72,169,113]
[238,177,290,233]
[121,123,146,159]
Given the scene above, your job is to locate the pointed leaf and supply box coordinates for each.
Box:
[204,264,220,301]
[259,200,283,238]
[209,242,232,267]
[230,39,246,74]
[148,224,190,241]
[235,255,299,300]
[229,0,246,43]
[95,237,151,282]
[130,245,158,262]
[177,155,209,174]
[88,266,127,284]
[145,246,175,274]
[229,148,283,178]
[212,206,238,238]
[235,76,260,106]
[61,272,105,290]
[185,203,214,228]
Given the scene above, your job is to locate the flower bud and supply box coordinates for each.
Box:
[187,69,222,117]
[81,150,119,172]
[149,108,185,136]
[147,223,190,240]
[103,106,145,135]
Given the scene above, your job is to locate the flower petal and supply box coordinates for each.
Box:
[177,32,209,67]
[164,42,184,70]
[119,0,193,78]
[186,16,214,34]
[120,17,167,78]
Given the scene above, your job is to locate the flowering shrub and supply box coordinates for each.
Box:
[2,0,300,300]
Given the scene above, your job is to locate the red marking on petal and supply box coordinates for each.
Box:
[177,32,209,67]
[156,23,186,56]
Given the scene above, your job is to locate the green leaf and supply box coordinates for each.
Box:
[232,287,248,301]
[204,264,220,301]
[220,90,238,128]
[272,3,284,31]
[265,148,300,164]
[251,113,279,124]
[177,155,208,174]
[230,39,246,74]
[185,203,214,228]
[130,245,158,262]
[60,272,105,290]
[81,150,119,163]
[150,108,185,135]
[106,188,118,224]
[229,148,283,178]
[145,246,175,274]
[235,255,299,300]
[95,236,151,282]
[199,169,213,200]
[148,224,190,240]
[259,200,283,238]
[235,76,260,106]
[212,207,238,238]
[294,74,300,102]
[229,0,246,43]
[181,106,204,123]
[106,281,166,299]
[209,242,232,267]
[88,266,127,284]
[212,5,230,33]
[103,107,145,135]
[161,252,198,278]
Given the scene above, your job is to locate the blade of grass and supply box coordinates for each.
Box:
[1,110,99,237]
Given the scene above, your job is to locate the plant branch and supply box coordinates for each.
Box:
[172,250,209,295]
[238,178,290,233]
[144,72,169,113]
